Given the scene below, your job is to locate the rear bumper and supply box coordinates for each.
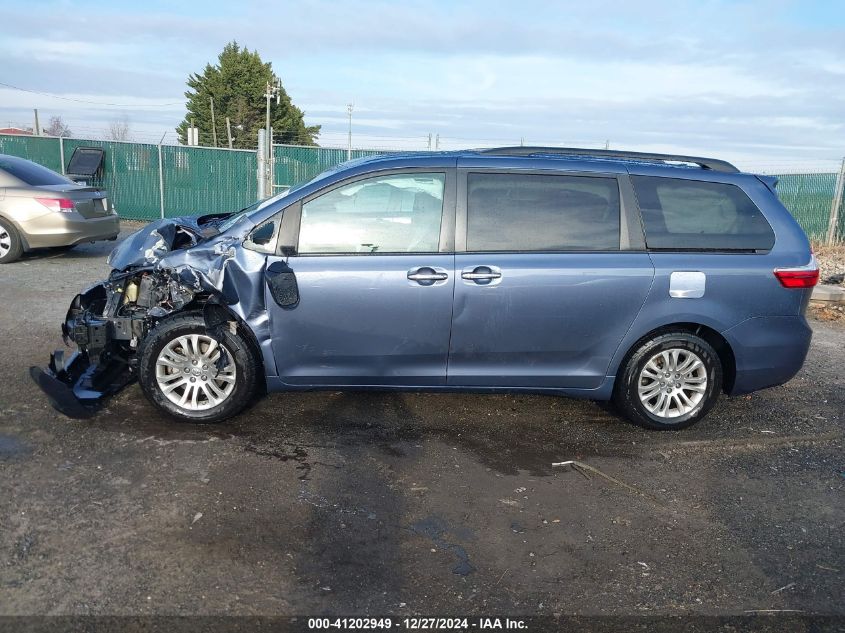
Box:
[19,213,120,249]
[722,316,812,395]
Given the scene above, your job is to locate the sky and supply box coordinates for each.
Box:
[0,0,844,171]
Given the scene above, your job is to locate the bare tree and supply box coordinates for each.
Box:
[105,117,131,141]
[44,116,72,138]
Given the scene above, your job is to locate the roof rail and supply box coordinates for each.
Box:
[476,146,739,173]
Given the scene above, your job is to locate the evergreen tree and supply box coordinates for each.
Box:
[176,42,319,148]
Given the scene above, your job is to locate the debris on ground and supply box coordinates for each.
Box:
[814,244,845,287]
[552,460,653,500]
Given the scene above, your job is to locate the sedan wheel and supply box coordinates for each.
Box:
[0,218,24,263]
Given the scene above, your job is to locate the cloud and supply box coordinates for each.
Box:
[0,0,842,163]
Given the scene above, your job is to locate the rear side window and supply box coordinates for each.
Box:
[631,176,775,251]
[0,156,72,186]
[466,173,620,251]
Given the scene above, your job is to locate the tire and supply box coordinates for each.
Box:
[0,218,24,264]
[138,312,261,423]
[612,332,722,430]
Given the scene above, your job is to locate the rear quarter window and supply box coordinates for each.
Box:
[0,156,72,187]
[631,176,775,251]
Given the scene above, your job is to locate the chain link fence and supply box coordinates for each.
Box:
[0,134,258,220]
[272,144,404,191]
[772,172,844,242]
[1,133,843,241]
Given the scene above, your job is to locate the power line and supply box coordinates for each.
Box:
[0,81,182,108]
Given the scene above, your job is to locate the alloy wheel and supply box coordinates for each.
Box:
[637,348,708,418]
[155,334,237,411]
[0,227,11,259]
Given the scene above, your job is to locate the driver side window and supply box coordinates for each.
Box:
[298,172,445,254]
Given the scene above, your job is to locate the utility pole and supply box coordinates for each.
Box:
[347,103,354,160]
[427,133,432,151]
[435,134,440,150]
[264,79,281,197]
[225,117,233,149]
[33,109,40,136]
[209,98,217,147]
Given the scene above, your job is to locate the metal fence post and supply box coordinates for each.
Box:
[58,137,65,174]
[827,157,845,245]
[157,144,165,219]
[257,129,266,201]
[269,126,274,197]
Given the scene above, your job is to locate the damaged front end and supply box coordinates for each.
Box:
[30,211,268,419]
[31,267,203,418]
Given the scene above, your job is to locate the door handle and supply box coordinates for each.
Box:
[407,267,448,283]
[408,272,448,281]
[461,271,501,280]
[461,266,502,282]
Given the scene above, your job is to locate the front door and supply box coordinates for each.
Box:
[266,169,456,386]
[447,169,654,390]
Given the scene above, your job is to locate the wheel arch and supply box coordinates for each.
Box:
[614,322,736,394]
[201,300,266,390]
[0,211,30,251]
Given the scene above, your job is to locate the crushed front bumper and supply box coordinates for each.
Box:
[30,283,139,419]
[30,350,133,419]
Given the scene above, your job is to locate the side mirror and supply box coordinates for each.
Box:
[266,260,299,308]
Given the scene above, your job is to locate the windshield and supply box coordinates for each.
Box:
[216,188,294,232]
[215,166,345,233]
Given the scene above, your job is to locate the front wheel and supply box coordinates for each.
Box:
[613,332,722,430]
[138,313,261,423]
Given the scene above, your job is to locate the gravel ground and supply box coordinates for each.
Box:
[815,244,845,285]
[0,226,843,625]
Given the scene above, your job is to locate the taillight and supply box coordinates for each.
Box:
[774,255,819,288]
[35,197,75,213]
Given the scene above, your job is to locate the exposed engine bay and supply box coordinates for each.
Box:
[30,211,273,418]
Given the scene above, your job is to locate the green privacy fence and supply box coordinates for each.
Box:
[1,132,843,241]
[771,172,844,241]
[273,144,403,190]
[0,134,258,220]
[0,133,64,172]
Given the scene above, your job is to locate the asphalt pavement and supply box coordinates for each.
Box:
[0,225,842,622]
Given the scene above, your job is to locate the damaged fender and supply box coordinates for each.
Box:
[31,213,276,418]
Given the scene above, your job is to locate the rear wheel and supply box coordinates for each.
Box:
[0,218,23,264]
[138,313,261,423]
[613,332,722,430]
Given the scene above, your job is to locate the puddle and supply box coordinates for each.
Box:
[409,515,477,576]
[0,434,32,460]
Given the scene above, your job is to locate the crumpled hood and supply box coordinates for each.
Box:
[107,213,234,271]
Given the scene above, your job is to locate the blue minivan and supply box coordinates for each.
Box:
[33,147,818,429]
